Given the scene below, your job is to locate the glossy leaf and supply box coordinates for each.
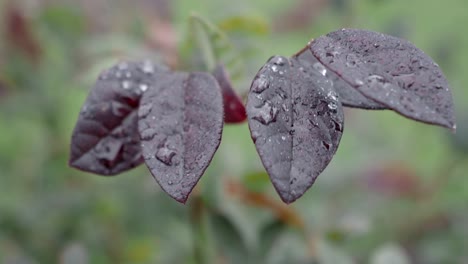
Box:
[247,56,344,203]
[212,64,246,123]
[310,28,456,130]
[138,72,224,203]
[69,60,166,175]
[294,45,387,110]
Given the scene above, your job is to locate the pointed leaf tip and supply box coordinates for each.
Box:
[138,72,224,203]
[247,56,344,203]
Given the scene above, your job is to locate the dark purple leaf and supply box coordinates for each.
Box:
[310,28,456,130]
[247,56,344,204]
[294,45,387,110]
[138,72,224,203]
[212,64,247,124]
[69,60,167,175]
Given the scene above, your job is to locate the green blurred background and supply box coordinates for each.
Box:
[1,0,467,263]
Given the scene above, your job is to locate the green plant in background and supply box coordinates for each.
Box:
[1,1,468,263]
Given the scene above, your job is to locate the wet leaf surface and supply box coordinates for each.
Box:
[69,60,166,175]
[212,64,246,123]
[138,72,223,203]
[294,46,387,110]
[247,56,344,204]
[310,28,456,130]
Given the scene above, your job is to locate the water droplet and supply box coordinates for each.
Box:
[94,138,123,164]
[355,79,364,86]
[313,62,327,76]
[289,128,295,135]
[117,62,128,70]
[328,101,338,110]
[327,91,338,101]
[281,135,287,141]
[346,54,358,67]
[139,83,149,92]
[139,104,152,118]
[156,146,176,166]
[322,141,331,150]
[289,177,297,185]
[251,131,260,141]
[122,80,132,89]
[279,70,285,75]
[111,102,127,117]
[326,50,339,58]
[272,56,286,66]
[141,60,155,74]
[252,76,267,91]
[333,120,343,132]
[366,75,385,84]
[373,43,380,48]
[168,180,173,185]
[253,101,279,125]
[99,70,110,80]
[140,128,157,140]
[271,65,279,73]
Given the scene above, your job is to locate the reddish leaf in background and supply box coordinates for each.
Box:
[138,72,224,203]
[4,5,42,63]
[247,56,344,203]
[69,60,167,175]
[212,64,247,123]
[310,28,456,130]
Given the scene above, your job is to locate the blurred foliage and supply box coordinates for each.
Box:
[1,0,468,263]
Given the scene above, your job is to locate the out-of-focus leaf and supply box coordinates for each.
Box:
[138,72,224,203]
[258,219,288,258]
[69,60,167,175]
[247,56,344,203]
[208,210,250,263]
[370,243,410,264]
[310,28,456,130]
[187,13,245,80]
[218,15,270,36]
[242,171,270,193]
[60,242,89,264]
[4,5,42,63]
[212,64,246,124]
[39,5,85,41]
[264,231,311,264]
[450,112,468,155]
[364,161,424,198]
[316,239,355,264]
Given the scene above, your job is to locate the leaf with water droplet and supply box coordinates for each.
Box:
[69,60,167,175]
[212,64,246,123]
[294,46,387,110]
[247,56,344,204]
[309,28,456,129]
[138,72,224,203]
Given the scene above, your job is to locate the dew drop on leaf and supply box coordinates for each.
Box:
[310,28,456,130]
[69,60,167,175]
[138,71,224,203]
[247,55,344,203]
